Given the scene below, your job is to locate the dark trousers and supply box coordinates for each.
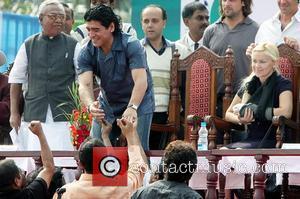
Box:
[149,112,168,150]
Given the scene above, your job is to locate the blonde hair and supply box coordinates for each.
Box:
[240,42,280,102]
[241,42,280,88]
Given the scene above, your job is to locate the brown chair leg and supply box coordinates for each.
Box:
[218,173,226,199]
[253,155,269,199]
[206,155,220,199]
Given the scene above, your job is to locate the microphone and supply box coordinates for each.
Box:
[0,50,6,66]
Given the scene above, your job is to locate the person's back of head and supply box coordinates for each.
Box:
[79,137,105,174]
[163,140,197,183]
[149,162,164,183]
[0,159,23,192]
[90,0,114,7]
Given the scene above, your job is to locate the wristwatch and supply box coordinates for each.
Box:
[127,103,138,111]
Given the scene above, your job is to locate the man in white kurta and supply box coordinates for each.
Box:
[8,0,80,171]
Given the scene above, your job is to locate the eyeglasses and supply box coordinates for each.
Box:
[45,14,65,21]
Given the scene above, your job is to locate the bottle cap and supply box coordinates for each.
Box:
[200,122,206,127]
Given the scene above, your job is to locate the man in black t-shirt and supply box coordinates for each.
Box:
[0,121,55,199]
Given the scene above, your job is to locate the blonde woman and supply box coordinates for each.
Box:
[225,42,293,149]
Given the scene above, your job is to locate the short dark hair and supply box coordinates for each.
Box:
[219,0,253,18]
[163,140,197,182]
[0,159,20,191]
[182,1,208,19]
[61,2,74,20]
[84,4,121,36]
[90,0,114,5]
[141,4,167,20]
[79,137,105,174]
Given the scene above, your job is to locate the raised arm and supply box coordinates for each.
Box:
[117,118,148,166]
[28,121,55,188]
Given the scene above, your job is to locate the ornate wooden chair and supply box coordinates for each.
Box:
[151,46,235,149]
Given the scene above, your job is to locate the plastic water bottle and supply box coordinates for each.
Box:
[198,122,208,150]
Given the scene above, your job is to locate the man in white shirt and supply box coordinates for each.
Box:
[176,1,209,55]
[8,0,80,170]
[247,0,300,53]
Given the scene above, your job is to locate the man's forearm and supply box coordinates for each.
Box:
[10,83,22,115]
[129,79,147,106]
[38,132,54,170]
[79,83,95,107]
[126,130,148,164]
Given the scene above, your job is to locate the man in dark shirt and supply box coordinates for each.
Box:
[132,140,202,199]
[0,121,55,199]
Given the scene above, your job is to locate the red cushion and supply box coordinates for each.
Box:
[279,58,294,81]
[188,59,211,118]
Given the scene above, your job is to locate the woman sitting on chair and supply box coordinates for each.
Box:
[225,42,293,149]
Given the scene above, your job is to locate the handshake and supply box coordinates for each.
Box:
[239,103,258,117]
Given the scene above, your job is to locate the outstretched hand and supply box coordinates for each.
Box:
[246,43,256,57]
[89,101,106,123]
[28,121,44,136]
[117,118,137,138]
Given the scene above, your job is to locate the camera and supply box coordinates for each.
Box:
[239,103,258,117]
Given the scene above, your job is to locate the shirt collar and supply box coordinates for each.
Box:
[216,16,253,25]
[142,36,171,55]
[272,8,300,23]
[142,36,171,47]
[111,33,123,51]
[186,32,201,50]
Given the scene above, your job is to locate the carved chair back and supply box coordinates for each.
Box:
[170,46,234,144]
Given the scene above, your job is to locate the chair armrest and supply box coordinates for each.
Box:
[272,115,300,148]
[204,115,244,149]
[272,115,299,130]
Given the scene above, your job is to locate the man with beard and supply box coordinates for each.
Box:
[8,0,80,168]
[202,0,258,117]
[176,1,209,54]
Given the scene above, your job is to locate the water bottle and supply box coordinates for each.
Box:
[198,122,208,150]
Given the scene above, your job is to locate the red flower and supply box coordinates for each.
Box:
[60,83,92,150]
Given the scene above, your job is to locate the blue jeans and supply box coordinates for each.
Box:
[90,113,153,150]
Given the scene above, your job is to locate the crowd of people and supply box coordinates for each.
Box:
[0,0,299,198]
